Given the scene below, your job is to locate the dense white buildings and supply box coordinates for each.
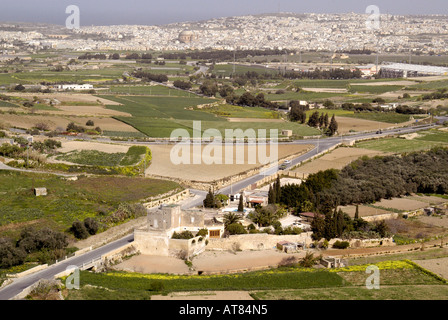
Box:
[1,13,448,53]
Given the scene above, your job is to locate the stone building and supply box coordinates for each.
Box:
[134,204,224,258]
[178,30,199,44]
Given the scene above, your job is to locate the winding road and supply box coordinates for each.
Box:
[0,122,437,300]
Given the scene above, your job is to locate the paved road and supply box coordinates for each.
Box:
[0,123,436,299]
[0,235,134,300]
[182,123,436,209]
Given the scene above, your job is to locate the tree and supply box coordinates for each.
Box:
[355,205,359,220]
[274,175,281,203]
[14,84,25,91]
[71,220,89,240]
[238,193,244,212]
[86,120,94,126]
[328,114,338,136]
[226,223,247,235]
[83,217,99,235]
[203,188,216,208]
[268,185,275,204]
[311,213,325,241]
[0,238,27,268]
[307,111,320,128]
[199,80,218,97]
[223,212,242,229]
[324,113,329,128]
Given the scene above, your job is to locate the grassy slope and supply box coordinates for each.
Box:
[0,171,180,237]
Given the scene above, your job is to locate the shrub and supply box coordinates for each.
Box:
[0,238,27,268]
[70,220,90,239]
[226,223,247,235]
[83,217,99,235]
[332,240,350,249]
[196,228,208,237]
[86,120,95,126]
[17,227,68,254]
[149,280,165,292]
[172,231,194,240]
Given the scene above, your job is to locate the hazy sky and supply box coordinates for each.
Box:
[1,0,447,26]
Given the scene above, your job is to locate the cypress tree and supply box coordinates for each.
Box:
[328,114,338,136]
[355,205,359,220]
[238,193,244,212]
[268,185,274,204]
[275,175,281,203]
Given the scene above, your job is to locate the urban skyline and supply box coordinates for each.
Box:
[1,0,448,26]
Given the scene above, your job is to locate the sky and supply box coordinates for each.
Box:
[1,0,447,26]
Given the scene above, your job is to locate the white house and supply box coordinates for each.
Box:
[56,84,94,91]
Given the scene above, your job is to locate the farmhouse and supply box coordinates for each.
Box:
[299,212,324,223]
[134,204,224,258]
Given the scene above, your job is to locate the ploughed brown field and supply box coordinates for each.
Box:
[146,144,312,182]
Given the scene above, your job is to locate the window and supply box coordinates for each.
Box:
[209,230,220,238]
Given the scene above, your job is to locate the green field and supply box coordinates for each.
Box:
[55,146,148,167]
[62,260,447,300]
[355,129,448,153]
[197,104,281,119]
[101,95,218,120]
[108,85,194,97]
[173,119,322,138]
[212,64,280,77]
[349,85,404,94]
[342,112,424,124]
[264,91,345,102]
[0,171,181,238]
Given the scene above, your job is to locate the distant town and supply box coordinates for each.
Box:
[1,13,448,53]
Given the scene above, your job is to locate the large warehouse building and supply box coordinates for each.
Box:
[380,63,448,78]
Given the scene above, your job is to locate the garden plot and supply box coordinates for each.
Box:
[146,144,312,182]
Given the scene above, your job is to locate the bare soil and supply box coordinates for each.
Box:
[412,257,448,280]
[146,144,312,182]
[151,291,254,300]
[292,147,387,176]
[336,116,394,134]
[374,197,432,211]
[58,140,131,154]
[339,205,393,218]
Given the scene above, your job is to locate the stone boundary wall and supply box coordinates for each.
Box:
[328,237,395,248]
[5,264,48,279]
[206,232,313,251]
[143,189,190,209]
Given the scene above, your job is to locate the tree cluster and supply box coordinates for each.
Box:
[226,92,280,110]
[0,227,69,268]
[132,71,168,83]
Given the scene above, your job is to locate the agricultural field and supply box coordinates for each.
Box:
[61,259,448,300]
[0,171,182,239]
[146,143,312,182]
[108,85,194,97]
[291,147,387,177]
[355,129,448,153]
[54,146,148,167]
